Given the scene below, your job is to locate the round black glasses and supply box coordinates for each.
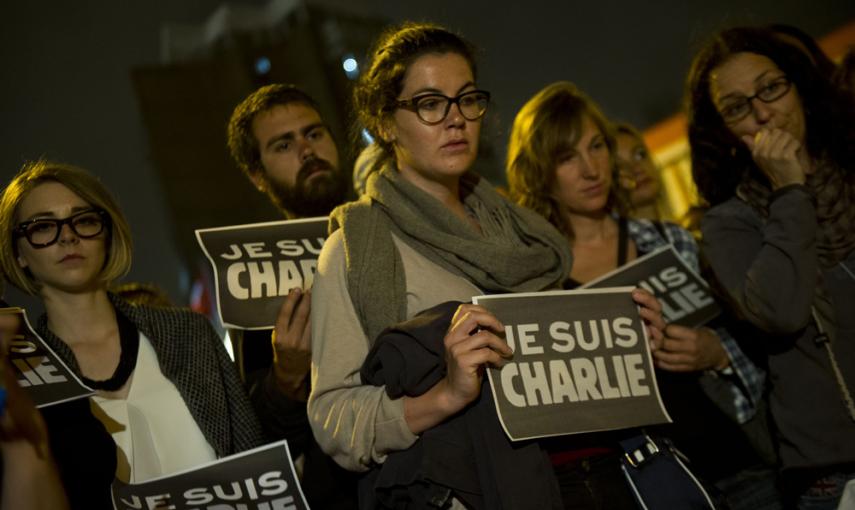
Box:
[14,209,109,248]
[396,90,491,125]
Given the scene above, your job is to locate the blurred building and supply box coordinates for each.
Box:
[132,0,387,267]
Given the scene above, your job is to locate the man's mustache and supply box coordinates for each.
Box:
[297,157,335,183]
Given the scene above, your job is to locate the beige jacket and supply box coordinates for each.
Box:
[308,229,481,472]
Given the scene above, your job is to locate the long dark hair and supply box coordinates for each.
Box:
[685,26,855,205]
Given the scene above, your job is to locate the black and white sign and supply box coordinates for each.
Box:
[196,218,328,329]
[111,440,309,510]
[2,307,93,408]
[473,288,671,441]
[582,246,720,327]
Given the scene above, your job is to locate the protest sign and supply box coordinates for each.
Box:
[582,245,720,327]
[474,288,671,441]
[111,440,309,510]
[196,218,328,329]
[2,306,93,408]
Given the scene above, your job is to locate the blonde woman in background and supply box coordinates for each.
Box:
[613,123,663,221]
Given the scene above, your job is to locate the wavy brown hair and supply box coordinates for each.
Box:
[506,81,618,238]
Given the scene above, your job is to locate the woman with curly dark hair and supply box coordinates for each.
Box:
[686,26,855,509]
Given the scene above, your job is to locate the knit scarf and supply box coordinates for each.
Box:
[736,161,855,268]
[330,165,573,342]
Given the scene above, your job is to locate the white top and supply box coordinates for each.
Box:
[92,332,217,483]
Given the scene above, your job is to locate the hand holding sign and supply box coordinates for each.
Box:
[404,304,513,435]
[271,288,312,401]
[631,288,666,352]
[3,309,93,408]
[195,217,328,330]
[655,325,729,372]
[474,288,672,440]
[443,304,513,411]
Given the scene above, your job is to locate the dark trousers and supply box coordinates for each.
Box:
[715,465,783,510]
[553,453,639,510]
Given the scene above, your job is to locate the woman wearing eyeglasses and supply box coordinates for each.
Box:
[307,22,666,508]
[686,26,855,508]
[0,161,264,506]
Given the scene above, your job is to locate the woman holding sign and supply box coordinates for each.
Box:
[686,26,855,508]
[308,22,667,509]
[0,161,265,500]
[506,82,778,509]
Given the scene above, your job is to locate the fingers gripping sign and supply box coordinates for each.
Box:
[402,304,513,435]
[654,325,729,373]
[470,289,673,440]
[271,287,312,401]
[442,304,514,413]
[632,288,666,353]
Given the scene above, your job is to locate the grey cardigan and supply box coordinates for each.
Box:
[701,185,855,470]
[36,294,265,457]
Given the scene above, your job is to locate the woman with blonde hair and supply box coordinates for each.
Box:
[0,160,264,507]
[612,123,663,221]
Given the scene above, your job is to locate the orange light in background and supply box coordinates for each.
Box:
[641,19,855,227]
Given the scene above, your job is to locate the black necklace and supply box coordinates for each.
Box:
[80,309,140,392]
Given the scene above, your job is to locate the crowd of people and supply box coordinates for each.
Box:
[1,19,854,510]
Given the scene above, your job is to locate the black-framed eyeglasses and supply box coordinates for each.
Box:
[396,90,491,125]
[14,209,110,248]
[717,76,792,124]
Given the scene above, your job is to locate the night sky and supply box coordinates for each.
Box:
[2,0,853,306]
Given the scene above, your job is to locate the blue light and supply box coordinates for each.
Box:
[361,128,374,145]
[342,54,359,79]
[255,56,271,75]
[342,58,358,73]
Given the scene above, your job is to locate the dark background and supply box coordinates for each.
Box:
[2,0,853,306]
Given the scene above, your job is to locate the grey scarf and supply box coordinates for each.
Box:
[330,165,573,342]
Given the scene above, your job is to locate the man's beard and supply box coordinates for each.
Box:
[267,157,348,218]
